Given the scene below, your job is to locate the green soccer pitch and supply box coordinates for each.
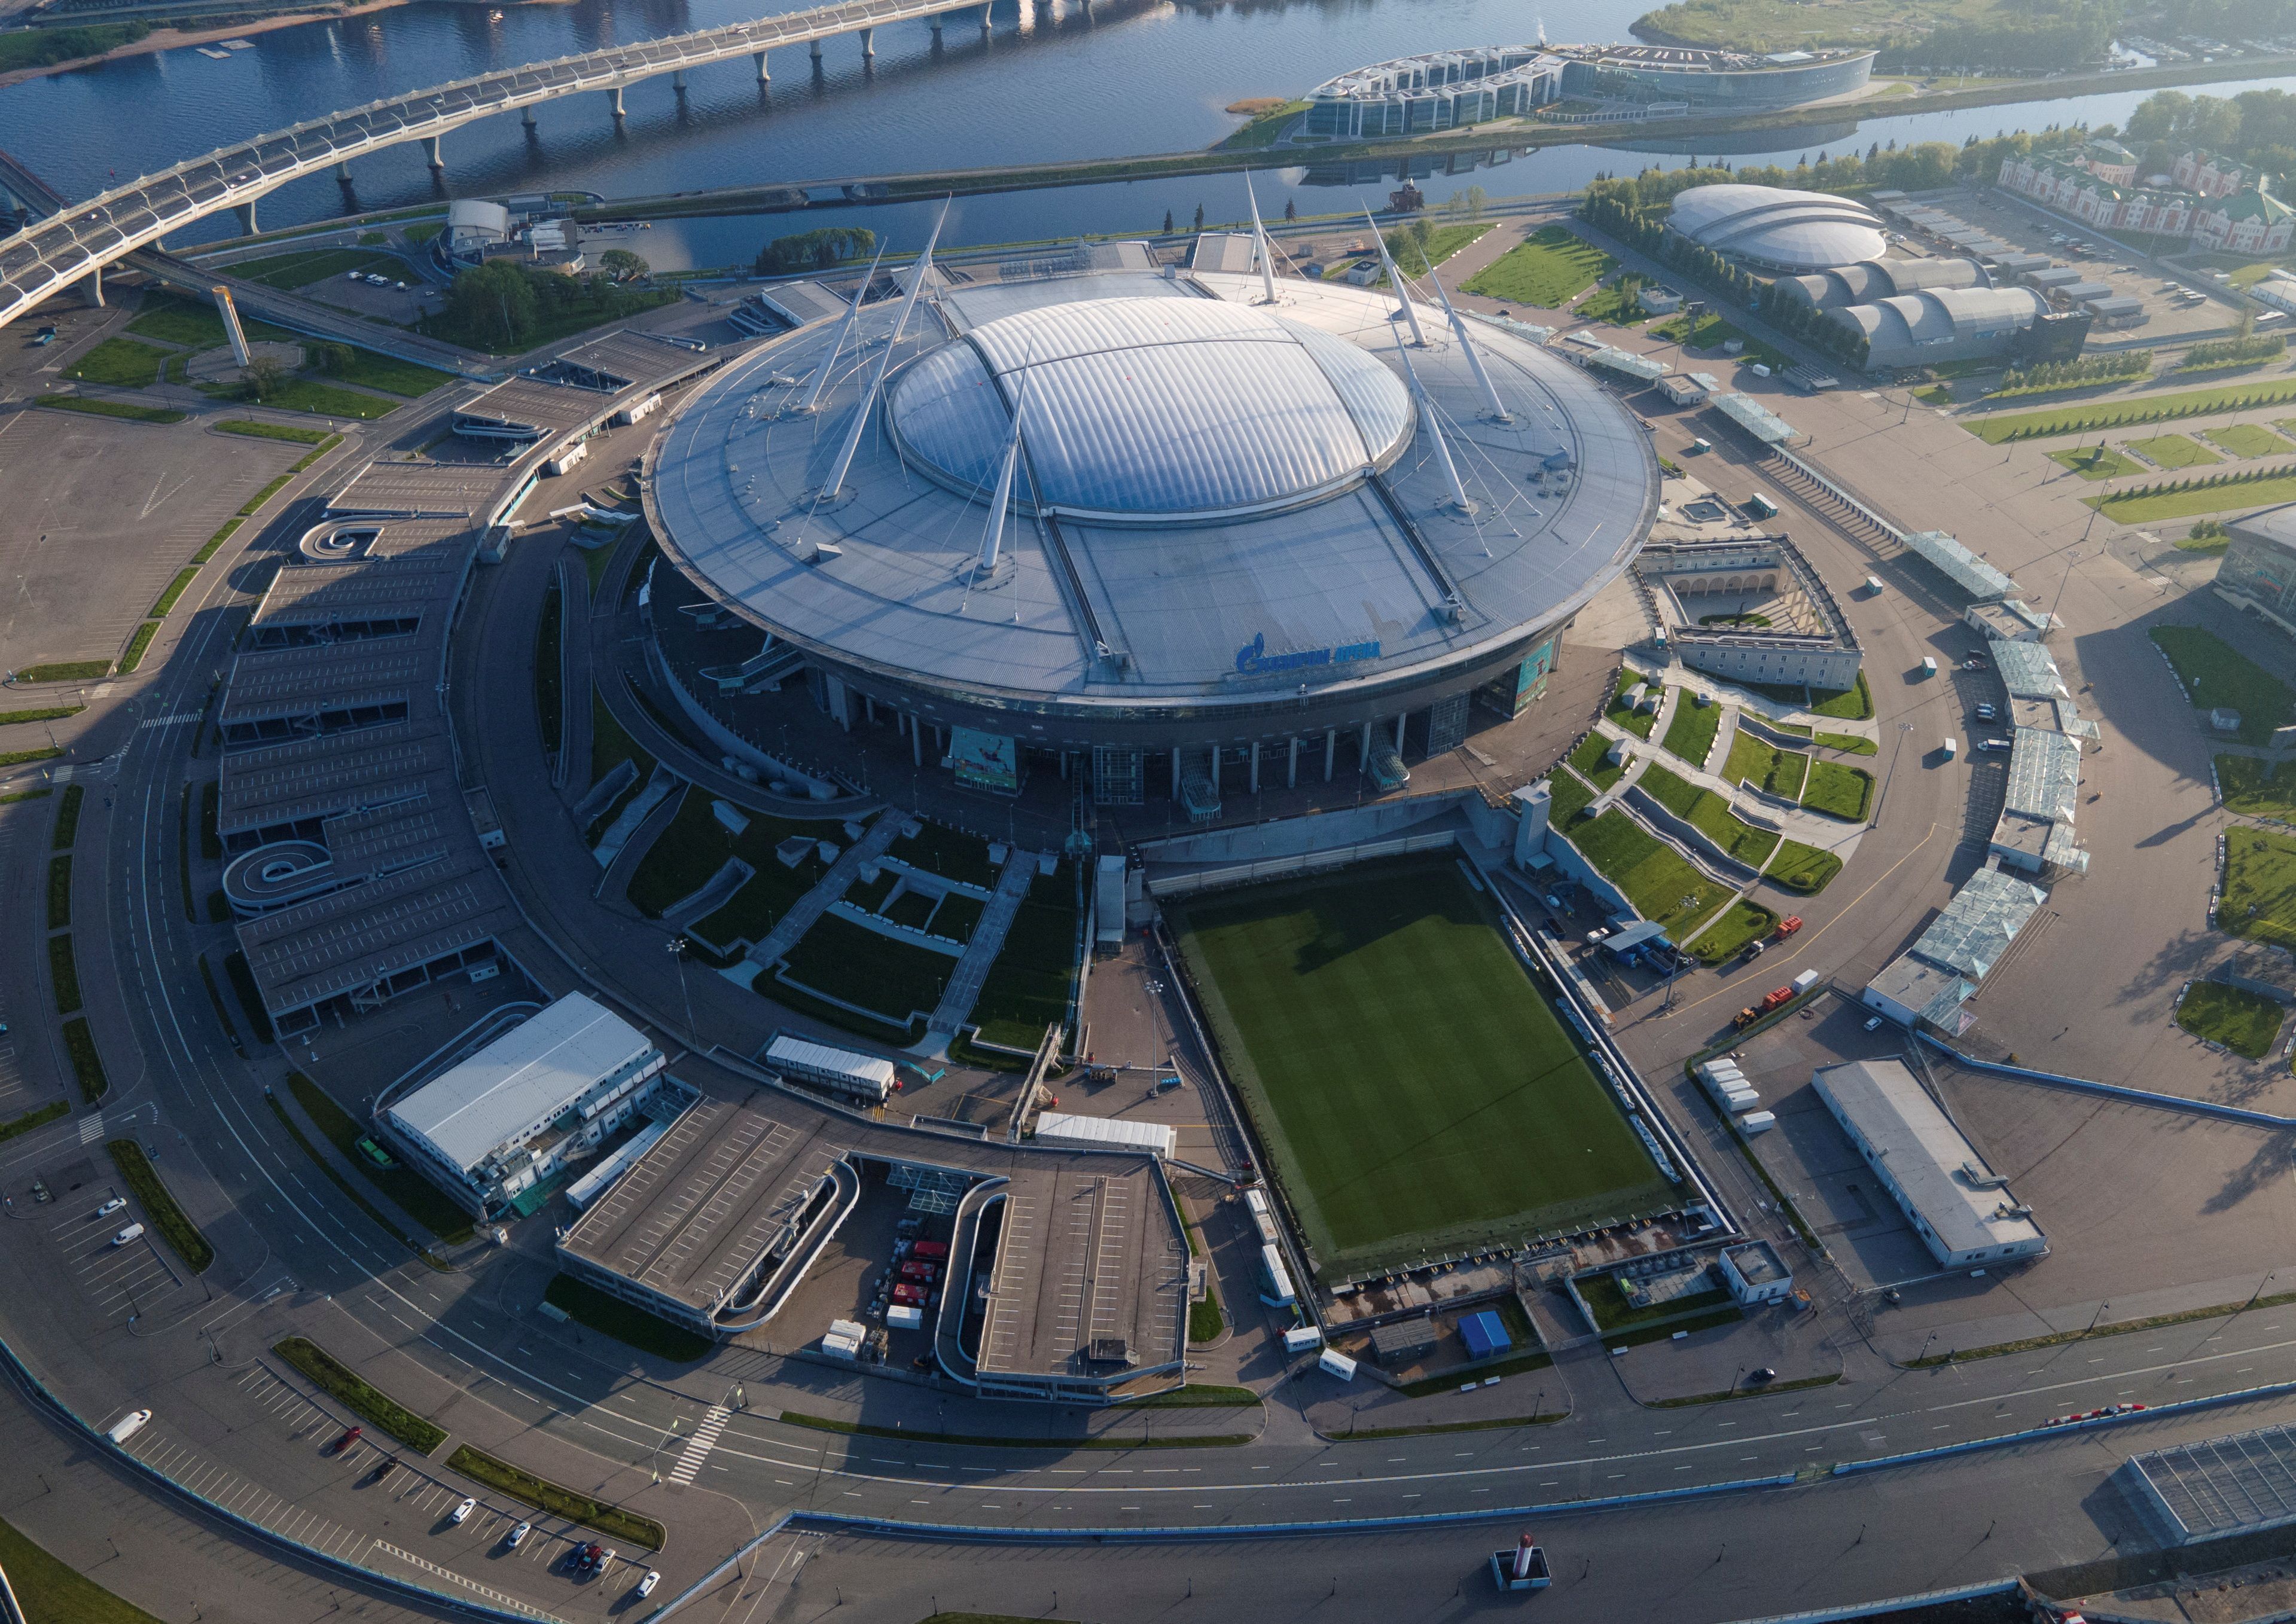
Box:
[1170,856,1675,1280]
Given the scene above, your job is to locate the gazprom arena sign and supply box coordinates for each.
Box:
[1234,633,1382,676]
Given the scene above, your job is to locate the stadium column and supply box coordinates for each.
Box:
[1287,736,1298,789]
[1359,721,1372,768]
[1324,728,1335,782]
[1172,747,1182,804]
[910,715,922,765]
[1249,742,1259,793]
[1395,712,1407,752]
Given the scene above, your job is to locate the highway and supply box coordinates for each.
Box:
[0,0,1007,330]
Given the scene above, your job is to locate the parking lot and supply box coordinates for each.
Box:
[0,1027,38,1115]
[1939,191,2245,346]
[45,1164,190,1324]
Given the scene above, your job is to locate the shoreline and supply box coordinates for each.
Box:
[0,1,409,92]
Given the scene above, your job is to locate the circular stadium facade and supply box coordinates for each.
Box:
[1667,184,1888,272]
[643,257,1657,805]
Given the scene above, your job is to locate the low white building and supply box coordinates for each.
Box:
[1718,1239,1792,1305]
[1811,1059,2045,1270]
[382,993,667,1217]
[1032,1110,1176,1159]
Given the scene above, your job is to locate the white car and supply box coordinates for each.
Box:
[111,1223,145,1247]
[1864,1015,1885,1032]
[505,1521,530,1549]
[638,1571,660,1598]
[449,1497,475,1525]
[95,1198,124,1218]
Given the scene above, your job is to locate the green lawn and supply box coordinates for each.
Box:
[1660,694,1722,768]
[1801,761,1875,822]
[226,247,404,290]
[780,911,955,1024]
[286,1072,474,1245]
[889,819,999,888]
[2129,434,2223,470]
[1688,899,1782,966]
[106,1138,212,1273]
[2219,755,2296,819]
[1635,762,1780,869]
[2221,827,2296,950]
[125,294,298,350]
[1172,857,1672,1277]
[0,1512,166,1624]
[252,377,398,420]
[272,1336,446,1453]
[2047,445,2141,481]
[1374,222,1495,286]
[2151,626,2295,746]
[63,338,168,389]
[446,1446,663,1549]
[1767,839,1843,894]
[1569,729,1628,792]
[2177,979,2287,1058]
[2095,473,2296,525]
[1811,673,1874,721]
[1722,730,1808,799]
[1815,730,1877,755]
[1462,225,1615,309]
[1581,1272,1734,1332]
[1550,775,1733,938]
[968,866,1080,1048]
[543,1272,711,1362]
[2206,423,2293,458]
[324,349,457,399]
[1971,380,2296,444]
[33,395,184,425]
[624,784,842,921]
[1608,670,1662,739]
[213,417,333,445]
[418,285,679,355]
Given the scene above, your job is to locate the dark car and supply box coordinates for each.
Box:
[334,1425,363,1454]
[1746,1367,1777,1384]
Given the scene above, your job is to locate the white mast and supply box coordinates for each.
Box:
[974,365,1036,583]
[1392,322,1473,513]
[1246,171,1279,305]
[1427,262,1511,422]
[822,200,948,499]
[794,237,889,416]
[1365,207,1427,346]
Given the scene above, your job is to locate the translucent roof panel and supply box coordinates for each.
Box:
[1993,639,2067,700]
[1908,863,2047,980]
[889,297,1413,523]
[1712,392,1801,445]
[1903,529,2017,602]
[2005,726,2082,822]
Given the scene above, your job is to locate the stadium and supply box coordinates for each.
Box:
[640,241,1657,813]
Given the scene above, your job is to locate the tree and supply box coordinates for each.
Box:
[445,261,538,350]
[243,354,286,401]
[596,248,649,282]
[1283,199,1295,221]
[1193,203,1205,231]
[1162,210,1174,234]
[754,228,876,276]
[304,341,354,377]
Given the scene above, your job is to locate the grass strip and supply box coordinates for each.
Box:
[60,1018,105,1103]
[0,1100,68,1145]
[1767,840,1843,895]
[116,622,160,676]
[444,1446,664,1549]
[2152,625,2295,745]
[32,393,183,425]
[50,783,83,849]
[1393,1349,1557,1398]
[1645,1373,1843,1407]
[149,569,200,618]
[46,855,69,930]
[1188,1295,1224,1342]
[11,662,108,683]
[272,1336,446,1453]
[0,746,62,768]
[287,1072,474,1246]
[1600,1306,1743,1349]
[2094,467,2296,524]
[2128,432,2221,469]
[1660,694,1722,767]
[1969,378,2296,443]
[777,1410,1253,1452]
[1813,731,1877,755]
[0,706,80,727]
[261,1094,445,1268]
[1907,1289,2296,1367]
[222,950,272,1042]
[0,1509,167,1624]
[48,934,80,1015]
[1330,1410,1569,1440]
[178,789,196,924]
[2176,979,2286,1058]
[542,1273,709,1362]
[105,1138,212,1273]
[213,417,334,444]
[1119,1384,1260,1408]
[195,954,239,1047]
[199,780,221,859]
[237,474,292,516]
[0,787,53,805]
[191,517,243,564]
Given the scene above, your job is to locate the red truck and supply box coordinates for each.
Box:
[1733,986,1795,1030]
[1774,915,1803,939]
[910,1240,950,1260]
[891,1283,931,1306]
[898,1260,939,1284]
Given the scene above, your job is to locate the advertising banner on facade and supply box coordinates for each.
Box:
[1481,636,1559,718]
[952,727,1020,793]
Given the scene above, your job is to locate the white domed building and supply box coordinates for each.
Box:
[1666,184,1888,273]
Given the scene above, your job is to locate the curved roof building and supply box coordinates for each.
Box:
[1777,256,1989,311]
[643,253,1657,808]
[1824,285,2049,371]
[1667,185,1888,272]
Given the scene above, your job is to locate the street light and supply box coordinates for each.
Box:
[666,935,696,1042]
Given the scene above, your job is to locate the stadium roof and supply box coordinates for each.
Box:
[387,993,659,1175]
[890,298,1414,523]
[1667,185,1888,271]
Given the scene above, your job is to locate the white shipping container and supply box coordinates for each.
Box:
[1261,1243,1297,1306]
[1032,1111,1177,1158]
[820,1333,859,1360]
[1318,1348,1359,1381]
[829,1318,867,1342]
[1283,1325,1325,1353]
[1697,1061,1743,1084]
[886,1305,925,1330]
[1739,1111,1777,1134]
[766,1034,897,1105]
[1791,970,1820,993]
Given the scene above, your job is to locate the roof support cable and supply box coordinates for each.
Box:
[792,236,888,416]
[969,349,1037,593]
[822,197,948,499]
[1245,171,1280,306]
[1426,262,1512,423]
[1389,322,1472,515]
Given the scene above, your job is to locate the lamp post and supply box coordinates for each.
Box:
[666,935,696,1043]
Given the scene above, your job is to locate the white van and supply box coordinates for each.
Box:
[1943,737,1959,759]
[1865,575,1883,596]
[111,1223,145,1247]
[105,1409,151,1445]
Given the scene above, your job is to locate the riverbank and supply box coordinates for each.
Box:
[0,0,406,91]
[567,51,2296,228]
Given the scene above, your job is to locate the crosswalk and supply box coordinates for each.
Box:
[666,1406,730,1486]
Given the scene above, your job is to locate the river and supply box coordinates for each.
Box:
[1,0,2294,262]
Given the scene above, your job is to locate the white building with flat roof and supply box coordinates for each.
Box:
[382,992,667,1217]
[1811,1058,2045,1269]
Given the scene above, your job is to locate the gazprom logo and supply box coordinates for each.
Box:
[1234,632,1382,675]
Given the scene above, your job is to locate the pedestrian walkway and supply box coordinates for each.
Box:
[926,851,1039,1037]
[666,1406,730,1487]
[742,814,904,970]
